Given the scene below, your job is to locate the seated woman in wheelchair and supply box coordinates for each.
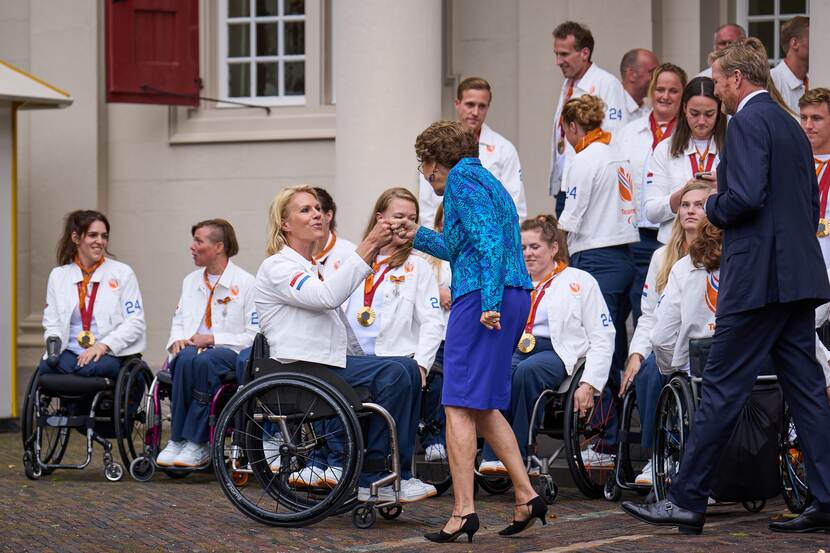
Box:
[618,181,709,486]
[156,219,258,468]
[40,209,146,380]
[478,215,615,474]
[254,185,435,503]
[651,217,722,376]
[341,187,444,460]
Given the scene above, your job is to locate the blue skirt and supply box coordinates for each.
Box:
[442,287,531,410]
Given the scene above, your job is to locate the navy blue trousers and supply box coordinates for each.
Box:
[571,245,635,449]
[669,301,830,513]
[420,341,445,449]
[315,355,421,486]
[38,350,122,379]
[633,353,667,448]
[629,228,660,326]
[169,346,237,444]
[481,337,567,461]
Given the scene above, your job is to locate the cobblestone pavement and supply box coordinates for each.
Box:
[1,432,827,552]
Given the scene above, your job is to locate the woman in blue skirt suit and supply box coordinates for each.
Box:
[397,121,558,542]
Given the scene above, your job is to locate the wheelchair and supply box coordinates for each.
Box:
[520,360,619,502]
[652,338,782,513]
[127,358,241,482]
[212,334,404,529]
[20,337,153,482]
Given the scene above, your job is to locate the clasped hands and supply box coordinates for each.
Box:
[169,333,215,356]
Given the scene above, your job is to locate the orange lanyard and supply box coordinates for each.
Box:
[202,270,222,329]
[363,259,392,307]
[558,80,575,141]
[690,138,714,173]
[523,263,567,333]
[314,232,337,264]
[816,158,830,217]
[75,255,104,314]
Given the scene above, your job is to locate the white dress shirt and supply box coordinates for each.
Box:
[770,61,806,115]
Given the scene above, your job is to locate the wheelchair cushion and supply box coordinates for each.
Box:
[156,370,173,387]
[38,374,114,396]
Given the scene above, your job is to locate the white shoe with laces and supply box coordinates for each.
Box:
[635,460,653,485]
[357,478,437,503]
[288,466,323,488]
[156,440,185,467]
[580,445,615,468]
[478,460,508,475]
[424,444,448,462]
[173,441,210,467]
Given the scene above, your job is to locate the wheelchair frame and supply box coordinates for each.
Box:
[20,355,153,482]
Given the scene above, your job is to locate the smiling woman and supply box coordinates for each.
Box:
[39,210,146,380]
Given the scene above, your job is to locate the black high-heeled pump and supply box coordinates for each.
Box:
[498,496,548,536]
[424,513,480,543]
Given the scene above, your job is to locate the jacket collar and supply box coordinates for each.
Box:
[774,60,804,90]
[478,123,495,147]
[683,136,719,156]
[574,63,604,95]
[737,89,769,113]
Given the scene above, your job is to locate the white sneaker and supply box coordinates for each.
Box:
[357,478,437,503]
[156,440,186,467]
[173,441,210,467]
[479,460,508,475]
[403,477,437,499]
[527,465,541,478]
[580,445,615,468]
[424,444,448,462]
[263,434,284,471]
[635,460,653,485]
[288,466,323,488]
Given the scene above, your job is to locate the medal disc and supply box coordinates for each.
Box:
[557,139,565,155]
[819,218,829,238]
[77,330,96,349]
[517,333,536,354]
[357,306,377,327]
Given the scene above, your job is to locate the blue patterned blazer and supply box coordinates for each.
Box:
[414,157,532,312]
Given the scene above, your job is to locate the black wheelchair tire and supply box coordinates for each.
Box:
[780,403,811,514]
[653,376,695,501]
[212,373,363,527]
[114,359,154,468]
[21,369,70,473]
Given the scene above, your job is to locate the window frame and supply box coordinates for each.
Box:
[217,0,307,107]
[736,0,810,64]
[168,0,334,144]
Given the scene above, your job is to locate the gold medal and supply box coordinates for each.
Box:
[517,333,536,354]
[819,218,829,238]
[357,306,377,327]
[557,139,565,155]
[77,330,96,349]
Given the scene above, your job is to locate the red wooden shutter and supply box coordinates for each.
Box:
[106,0,200,106]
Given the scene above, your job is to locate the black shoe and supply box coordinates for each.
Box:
[499,495,548,536]
[769,505,830,533]
[620,498,705,534]
[424,513,480,543]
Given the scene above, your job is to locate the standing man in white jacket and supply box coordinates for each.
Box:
[419,77,526,229]
[771,16,809,115]
[550,21,628,217]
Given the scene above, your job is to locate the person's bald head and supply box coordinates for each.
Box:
[713,23,746,52]
[620,48,659,106]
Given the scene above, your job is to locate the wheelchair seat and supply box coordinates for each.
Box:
[253,358,368,411]
[38,374,114,396]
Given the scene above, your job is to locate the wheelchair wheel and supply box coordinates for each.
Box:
[742,499,765,513]
[212,372,363,527]
[475,473,513,495]
[780,403,811,514]
[21,371,70,477]
[114,358,154,468]
[414,452,452,496]
[563,366,618,499]
[653,376,695,501]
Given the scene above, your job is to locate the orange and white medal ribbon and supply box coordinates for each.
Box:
[357,259,392,326]
[517,263,567,353]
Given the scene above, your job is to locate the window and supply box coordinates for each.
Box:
[219,0,306,106]
[738,0,809,64]
[168,0,334,144]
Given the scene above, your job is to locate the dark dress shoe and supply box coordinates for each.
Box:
[769,505,830,533]
[621,499,705,534]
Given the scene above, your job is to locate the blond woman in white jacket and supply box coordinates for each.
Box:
[479,215,615,474]
[651,219,723,375]
[39,210,145,380]
[254,185,436,503]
